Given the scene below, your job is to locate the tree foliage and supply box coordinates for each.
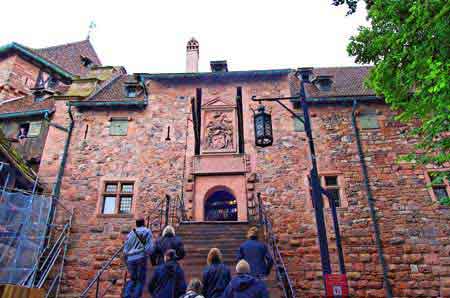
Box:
[336,1,450,201]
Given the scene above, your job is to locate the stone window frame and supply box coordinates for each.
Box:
[424,169,450,202]
[357,108,381,130]
[96,177,138,217]
[109,117,130,136]
[304,171,348,209]
[124,85,138,98]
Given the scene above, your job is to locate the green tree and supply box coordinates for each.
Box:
[335,1,450,203]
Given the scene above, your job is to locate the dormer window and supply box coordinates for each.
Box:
[47,77,59,89]
[126,86,137,98]
[81,55,93,68]
[312,75,334,91]
[31,87,53,103]
[124,78,139,98]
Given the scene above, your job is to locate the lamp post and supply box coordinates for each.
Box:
[252,68,347,297]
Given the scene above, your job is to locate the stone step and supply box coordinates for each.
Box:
[183,242,243,249]
[177,232,248,238]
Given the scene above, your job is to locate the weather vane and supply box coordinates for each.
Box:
[87,21,96,40]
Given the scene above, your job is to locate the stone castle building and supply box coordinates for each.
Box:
[0,37,449,298]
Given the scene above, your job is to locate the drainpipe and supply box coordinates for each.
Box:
[35,105,74,286]
[45,105,74,200]
[351,100,393,298]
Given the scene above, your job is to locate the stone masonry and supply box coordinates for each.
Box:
[36,71,450,298]
[1,38,449,298]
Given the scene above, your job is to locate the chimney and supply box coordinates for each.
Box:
[210,60,228,72]
[186,38,199,72]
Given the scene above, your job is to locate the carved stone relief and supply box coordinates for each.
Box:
[202,111,235,152]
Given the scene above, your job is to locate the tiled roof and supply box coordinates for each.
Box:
[85,74,146,102]
[305,66,375,98]
[0,95,54,116]
[35,40,102,77]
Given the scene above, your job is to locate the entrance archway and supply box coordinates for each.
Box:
[204,187,237,221]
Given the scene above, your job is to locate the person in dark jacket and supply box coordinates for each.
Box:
[151,225,185,265]
[237,227,273,278]
[148,249,187,298]
[222,260,269,298]
[123,218,153,298]
[201,248,231,298]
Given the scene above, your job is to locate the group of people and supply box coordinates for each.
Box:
[122,219,274,298]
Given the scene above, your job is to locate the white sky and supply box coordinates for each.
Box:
[1,1,368,74]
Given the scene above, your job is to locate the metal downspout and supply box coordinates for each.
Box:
[41,105,74,262]
[351,100,393,298]
[51,105,74,200]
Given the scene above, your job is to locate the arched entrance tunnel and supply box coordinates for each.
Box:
[204,189,238,221]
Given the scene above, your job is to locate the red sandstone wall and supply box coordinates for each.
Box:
[0,54,39,100]
[253,98,450,297]
[38,75,450,297]
[0,55,15,87]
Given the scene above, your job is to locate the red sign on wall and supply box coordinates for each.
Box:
[325,274,349,298]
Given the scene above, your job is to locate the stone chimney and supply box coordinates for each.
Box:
[186,38,199,73]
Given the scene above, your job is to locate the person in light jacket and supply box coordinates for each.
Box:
[123,218,153,298]
[222,260,269,298]
[181,279,205,298]
[237,227,273,279]
[151,225,185,265]
[201,248,231,298]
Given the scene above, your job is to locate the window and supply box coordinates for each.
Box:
[81,55,93,67]
[322,175,341,207]
[17,123,30,139]
[110,118,129,136]
[28,121,42,137]
[426,171,450,202]
[359,112,379,129]
[293,114,305,132]
[17,122,42,139]
[125,86,137,98]
[101,181,134,214]
[47,77,59,89]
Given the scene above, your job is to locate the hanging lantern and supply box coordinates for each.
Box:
[253,104,273,147]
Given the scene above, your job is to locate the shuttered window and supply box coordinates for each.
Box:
[359,113,379,129]
[293,114,305,132]
[28,121,42,137]
[110,119,129,136]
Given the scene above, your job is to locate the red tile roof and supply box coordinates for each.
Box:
[306,66,375,98]
[85,74,146,102]
[34,40,102,77]
[0,95,54,115]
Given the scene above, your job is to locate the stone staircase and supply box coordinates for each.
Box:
[75,221,286,298]
[176,222,284,297]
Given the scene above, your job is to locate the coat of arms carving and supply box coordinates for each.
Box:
[204,111,234,151]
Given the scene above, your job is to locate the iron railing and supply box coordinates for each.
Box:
[20,200,74,298]
[254,193,296,298]
[0,165,74,298]
[79,194,187,298]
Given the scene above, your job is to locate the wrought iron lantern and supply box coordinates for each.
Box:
[253,104,273,147]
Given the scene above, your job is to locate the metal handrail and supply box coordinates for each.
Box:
[17,198,73,298]
[256,194,296,298]
[79,245,125,298]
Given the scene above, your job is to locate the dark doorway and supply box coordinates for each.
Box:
[204,190,237,221]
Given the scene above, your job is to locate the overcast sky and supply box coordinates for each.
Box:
[1,1,368,74]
